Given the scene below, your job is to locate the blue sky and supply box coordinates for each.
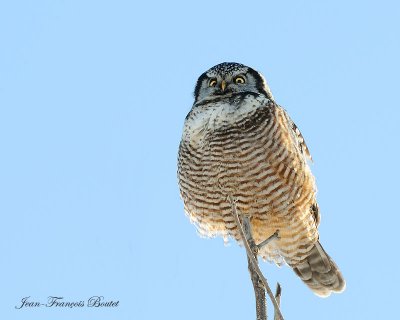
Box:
[1,1,399,319]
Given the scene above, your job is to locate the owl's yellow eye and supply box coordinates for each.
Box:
[209,78,217,87]
[234,76,246,84]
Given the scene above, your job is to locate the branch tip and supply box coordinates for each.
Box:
[228,195,284,320]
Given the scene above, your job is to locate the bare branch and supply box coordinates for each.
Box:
[228,195,284,320]
[274,283,282,320]
[241,214,266,320]
[247,254,266,320]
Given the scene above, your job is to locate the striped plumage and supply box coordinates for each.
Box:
[177,62,345,297]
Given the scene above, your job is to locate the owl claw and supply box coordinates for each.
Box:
[257,230,280,250]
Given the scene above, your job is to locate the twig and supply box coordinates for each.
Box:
[257,231,280,250]
[229,195,284,320]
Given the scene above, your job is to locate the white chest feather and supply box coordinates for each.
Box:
[182,94,269,147]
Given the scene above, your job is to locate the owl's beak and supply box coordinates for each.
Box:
[220,80,226,92]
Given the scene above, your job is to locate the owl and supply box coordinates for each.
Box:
[177,62,345,297]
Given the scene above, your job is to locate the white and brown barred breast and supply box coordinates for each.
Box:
[178,92,319,266]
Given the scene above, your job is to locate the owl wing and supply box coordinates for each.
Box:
[281,107,313,162]
[278,105,320,226]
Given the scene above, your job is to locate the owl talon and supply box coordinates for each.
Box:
[257,230,280,250]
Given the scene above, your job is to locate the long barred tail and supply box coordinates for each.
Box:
[291,241,346,297]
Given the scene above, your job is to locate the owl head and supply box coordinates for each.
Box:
[194,62,273,103]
